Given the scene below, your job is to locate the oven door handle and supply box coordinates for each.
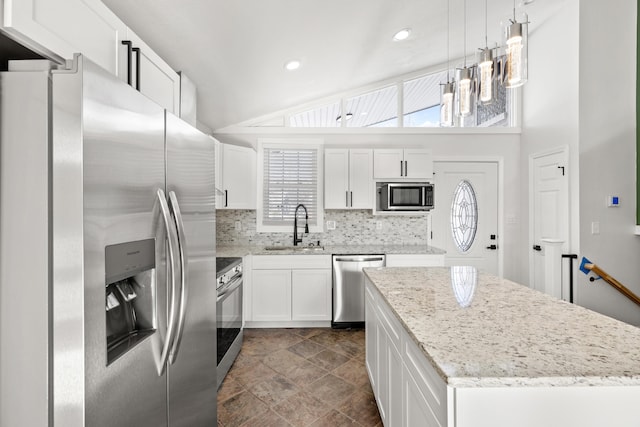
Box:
[217,275,243,302]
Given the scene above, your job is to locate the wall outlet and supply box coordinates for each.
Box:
[376,221,383,230]
[591,221,600,235]
[235,220,242,231]
[327,220,336,230]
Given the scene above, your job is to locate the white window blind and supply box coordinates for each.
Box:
[263,147,318,226]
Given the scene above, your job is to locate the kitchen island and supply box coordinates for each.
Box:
[363,266,640,427]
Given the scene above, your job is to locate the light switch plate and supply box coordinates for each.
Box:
[327,220,336,230]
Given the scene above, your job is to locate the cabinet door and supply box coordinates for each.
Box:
[214,140,223,208]
[404,149,433,180]
[291,269,331,321]
[403,368,442,427]
[373,149,404,179]
[252,269,291,321]
[2,0,126,75]
[220,144,256,209]
[365,287,378,392]
[349,149,373,208]
[324,149,349,209]
[125,29,180,114]
[387,341,403,426]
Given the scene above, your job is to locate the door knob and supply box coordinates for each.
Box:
[532,245,542,251]
[486,244,498,250]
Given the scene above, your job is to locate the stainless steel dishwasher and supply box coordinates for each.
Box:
[332,254,385,328]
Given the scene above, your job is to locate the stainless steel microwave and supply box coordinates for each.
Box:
[377,182,434,211]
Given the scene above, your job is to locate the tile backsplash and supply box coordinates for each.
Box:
[216,209,430,246]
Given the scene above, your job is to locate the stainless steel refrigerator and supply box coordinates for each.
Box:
[0,55,217,426]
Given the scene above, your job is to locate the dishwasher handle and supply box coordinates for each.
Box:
[333,256,385,263]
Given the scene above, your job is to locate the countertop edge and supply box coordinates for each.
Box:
[364,267,640,388]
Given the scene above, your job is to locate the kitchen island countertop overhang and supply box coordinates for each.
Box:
[363,266,640,388]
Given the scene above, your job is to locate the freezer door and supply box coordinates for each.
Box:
[52,56,169,426]
[165,113,217,426]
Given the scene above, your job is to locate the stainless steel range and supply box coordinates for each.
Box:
[216,257,243,389]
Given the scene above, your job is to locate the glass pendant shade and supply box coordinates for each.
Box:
[502,13,528,88]
[455,67,475,118]
[440,82,455,127]
[477,48,494,104]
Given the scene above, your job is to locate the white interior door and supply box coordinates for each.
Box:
[432,162,499,274]
[530,149,569,295]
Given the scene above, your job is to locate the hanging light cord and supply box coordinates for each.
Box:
[484,0,488,48]
[463,0,467,67]
[446,0,450,82]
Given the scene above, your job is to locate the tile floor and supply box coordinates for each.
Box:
[217,328,382,427]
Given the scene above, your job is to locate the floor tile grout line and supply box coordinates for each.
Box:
[218,328,377,427]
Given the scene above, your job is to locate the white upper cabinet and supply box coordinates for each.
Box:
[120,28,180,114]
[373,148,433,180]
[325,148,372,209]
[1,0,126,75]
[217,143,256,209]
[1,0,181,114]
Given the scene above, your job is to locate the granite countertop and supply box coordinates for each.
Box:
[363,266,640,388]
[216,244,446,258]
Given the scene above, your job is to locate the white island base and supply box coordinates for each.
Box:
[364,267,640,427]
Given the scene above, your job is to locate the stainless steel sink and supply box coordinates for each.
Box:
[264,245,325,252]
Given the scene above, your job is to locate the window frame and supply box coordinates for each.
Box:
[256,138,325,233]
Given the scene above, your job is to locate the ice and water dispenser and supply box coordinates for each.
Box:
[105,239,156,365]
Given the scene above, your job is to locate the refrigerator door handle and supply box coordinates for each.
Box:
[168,191,188,364]
[157,189,180,375]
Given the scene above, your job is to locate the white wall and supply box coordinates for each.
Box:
[522,0,640,326]
[214,131,523,282]
[520,0,580,287]
[577,2,640,325]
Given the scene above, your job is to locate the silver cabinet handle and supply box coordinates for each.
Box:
[168,191,188,364]
[157,189,179,375]
[400,160,403,176]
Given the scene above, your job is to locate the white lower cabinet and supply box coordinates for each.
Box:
[291,269,331,321]
[366,278,447,427]
[366,282,404,427]
[250,255,331,326]
[251,269,291,321]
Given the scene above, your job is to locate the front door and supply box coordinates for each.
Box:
[432,162,499,275]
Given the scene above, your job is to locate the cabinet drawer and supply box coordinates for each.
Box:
[252,254,330,269]
[403,336,447,425]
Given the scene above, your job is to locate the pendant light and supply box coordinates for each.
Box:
[477,0,494,104]
[440,0,454,127]
[502,0,528,88]
[455,0,475,119]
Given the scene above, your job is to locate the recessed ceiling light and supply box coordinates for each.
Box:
[284,60,301,71]
[393,28,411,41]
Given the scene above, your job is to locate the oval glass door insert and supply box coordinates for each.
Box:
[450,180,478,253]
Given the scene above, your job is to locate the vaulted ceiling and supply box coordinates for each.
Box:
[102,0,554,131]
